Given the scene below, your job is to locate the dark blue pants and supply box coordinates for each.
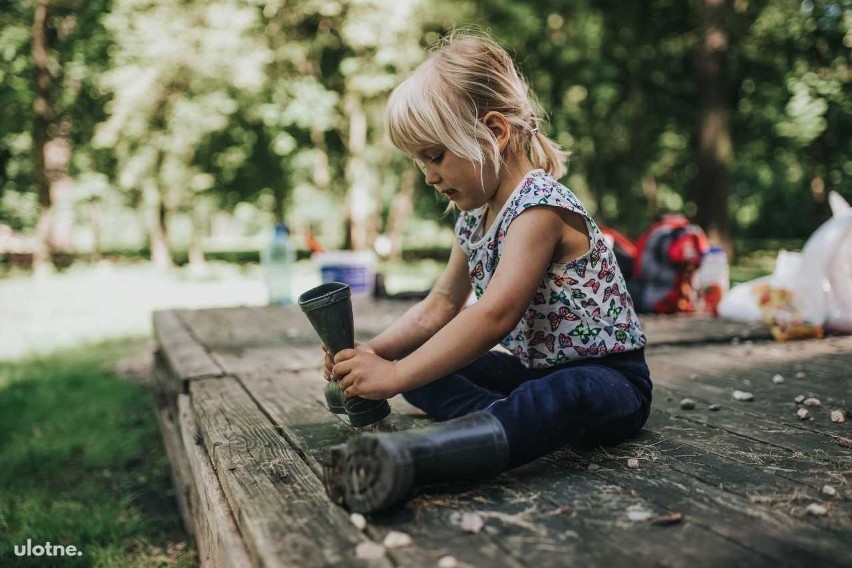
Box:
[402,349,652,468]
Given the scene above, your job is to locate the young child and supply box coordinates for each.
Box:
[322,32,651,513]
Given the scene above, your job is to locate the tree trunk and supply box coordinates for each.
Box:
[694,0,733,256]
[188,198,206,269]
[31,0,54,278]
[385,165,417,261]
[150,197,172,270]
[89,199,103,262]
[343,92,375,251]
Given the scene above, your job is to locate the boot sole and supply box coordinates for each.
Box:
[339,435,415,513]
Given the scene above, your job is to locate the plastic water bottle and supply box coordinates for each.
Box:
[262,223,295,305]
[695,245,730,316]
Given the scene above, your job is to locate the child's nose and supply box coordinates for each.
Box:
[424,167,441,186]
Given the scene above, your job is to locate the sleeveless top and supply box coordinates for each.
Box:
[455,169,646,369]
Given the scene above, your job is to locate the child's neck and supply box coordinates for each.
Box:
[483,156,536,229]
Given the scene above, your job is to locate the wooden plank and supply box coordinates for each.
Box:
[559,440,852,566]
[176,302,414,355]
[641,314,770,346]
[632,410,852,530]
[189,376,391,568]
[177,394,253,568]
[232,364,526,568]
[238,365,766,568]
[151,377,195,539]
[153,310,223,383]
[651,382,852,468]
[493,452,775,568]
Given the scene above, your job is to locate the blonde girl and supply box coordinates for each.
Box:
[322,32,651,513]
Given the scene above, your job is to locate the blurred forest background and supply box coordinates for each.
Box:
[0,0,850,276]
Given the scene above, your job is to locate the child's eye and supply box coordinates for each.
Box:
[429,152,444,164]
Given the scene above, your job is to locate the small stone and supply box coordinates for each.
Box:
[349,513,367,531]
[689,373,699,380]
[460,512,484,534]
[627,458,640,469]
[823,485,838,497]
[438,556,460,568]
[708,404,721,411]
[794,395,806,403]
[797,408,811,420]
[355,541,386,559]
[587,463,600,471]
[803,398,821,407]
[831,410,845,423]
[383,531,412,549]
[743,379,753,387]
[626,505,654,522]
[806,503,828,516]
[733,390,754,402]
[795,371,807,380]
[772,374,785,384]
[680,398,696,410]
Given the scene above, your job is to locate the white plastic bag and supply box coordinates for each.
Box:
[718,191,852,333]
[795,191,852,332]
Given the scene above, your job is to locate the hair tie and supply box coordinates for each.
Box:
[530,126,539,135]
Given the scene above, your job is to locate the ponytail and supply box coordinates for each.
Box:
[528,128,570,180]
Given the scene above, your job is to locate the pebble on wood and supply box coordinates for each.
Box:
[355,541,386,560]
[708,404,721,411]
[460,512,485,534]
[626,505,654,522]
[823,485,838,497]
[772,374,785,384]
[438,556,460,568]
[680,398,696,410]
[797,408,811,420]
[383,531,413,549]
[732,390,754,401]
[831,410,846,423]
[794,395,806,403]
[349,513,367,531]
[803,397,821,407]
[795,371,807,380]
[627,458,640,469]
[806,503,828,516]
[587,463,601,471]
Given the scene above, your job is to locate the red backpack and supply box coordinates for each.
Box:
[625,215,709,314]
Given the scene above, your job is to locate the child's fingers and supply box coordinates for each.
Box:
[333,348,357,363]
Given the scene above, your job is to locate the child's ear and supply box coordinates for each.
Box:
[482,111,511,152]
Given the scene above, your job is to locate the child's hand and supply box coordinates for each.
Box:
[322,342,374,381]
[333,350,400,400]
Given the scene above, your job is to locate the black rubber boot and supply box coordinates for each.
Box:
[323,412,509,513]
[298,282,390,425]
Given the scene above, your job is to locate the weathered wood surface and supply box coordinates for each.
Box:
[152,304,852,567]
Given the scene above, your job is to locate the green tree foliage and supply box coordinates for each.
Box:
[0,0,849,266]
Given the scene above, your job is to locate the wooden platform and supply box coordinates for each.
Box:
[151,302,852,567]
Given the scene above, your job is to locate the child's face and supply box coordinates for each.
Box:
[414,146,499,211]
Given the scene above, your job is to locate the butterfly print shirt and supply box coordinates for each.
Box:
[455,169,646,368]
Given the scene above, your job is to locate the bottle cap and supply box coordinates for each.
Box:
[274,223,289,237]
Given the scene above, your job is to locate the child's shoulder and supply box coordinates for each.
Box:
[510,170,589,220]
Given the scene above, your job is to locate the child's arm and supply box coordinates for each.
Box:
[334,207,585,399]
[323,240,472,380]
[368,241,472,360]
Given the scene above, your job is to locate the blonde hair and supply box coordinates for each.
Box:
[387,31,569,180]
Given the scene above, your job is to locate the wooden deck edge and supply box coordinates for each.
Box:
[154,310,224,383]
[152,381,195,540]
[177,394,254,568]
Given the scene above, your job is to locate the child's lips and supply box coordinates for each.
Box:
[442,189,459,199]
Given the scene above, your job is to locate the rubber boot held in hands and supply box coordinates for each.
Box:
[323,411,509,513]
[298,282,391,427]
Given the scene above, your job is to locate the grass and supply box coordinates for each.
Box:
[0,338,196,567]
